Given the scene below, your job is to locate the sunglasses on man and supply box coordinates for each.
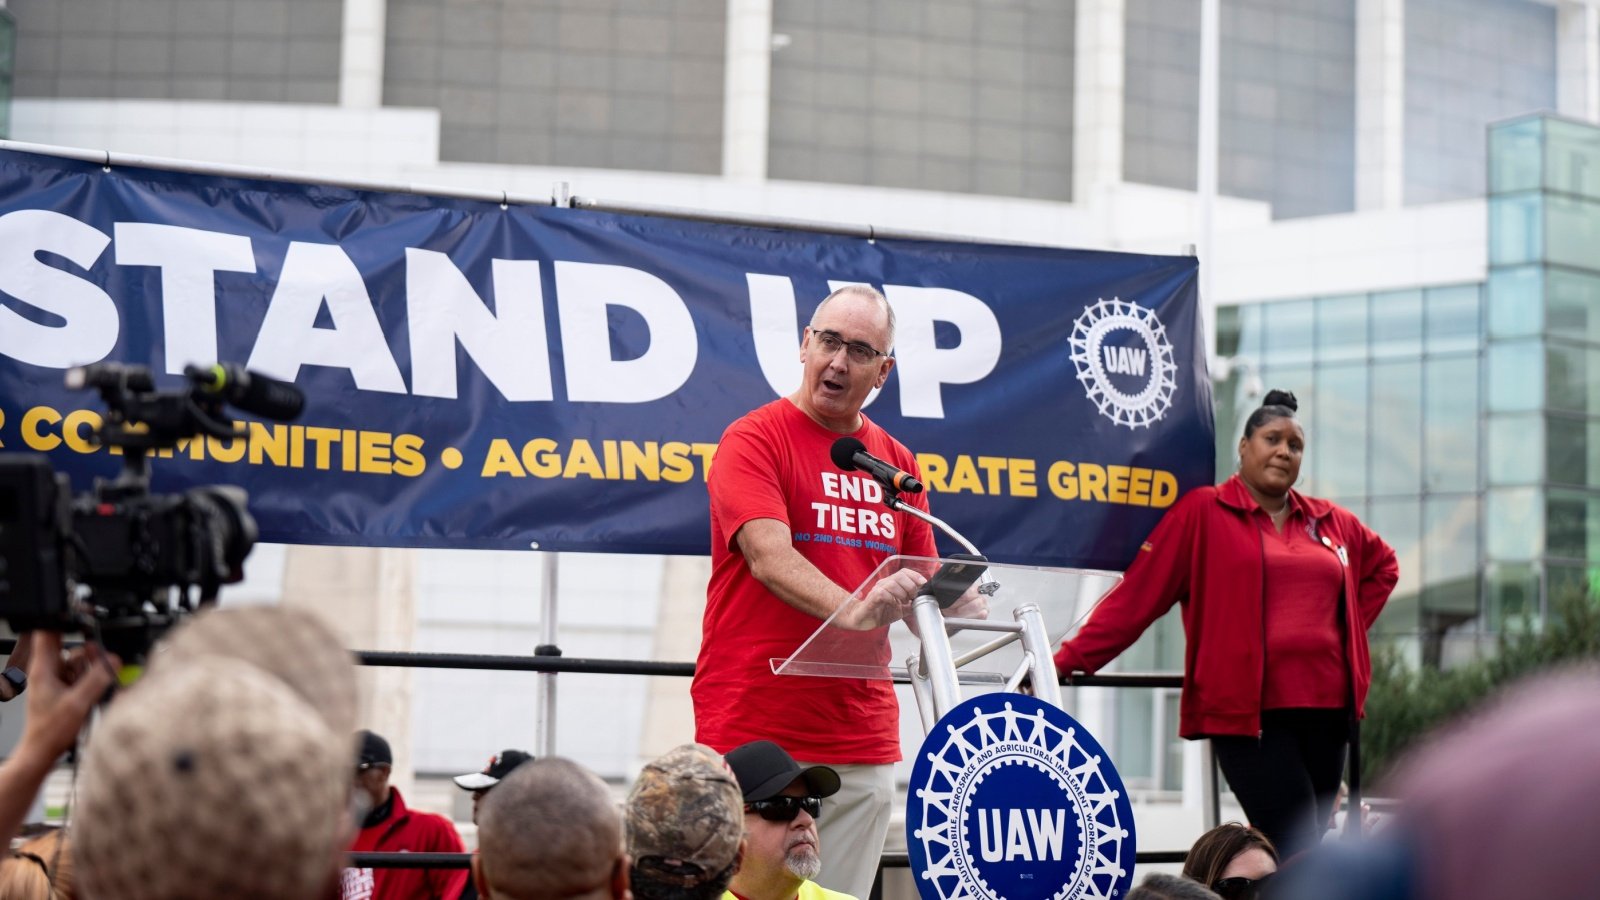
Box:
[745,795,823,822]
[1212,873,1272,899]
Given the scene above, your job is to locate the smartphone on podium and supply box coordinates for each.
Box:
[916,553,988,609]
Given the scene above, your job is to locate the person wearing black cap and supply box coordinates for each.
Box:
[449,749,534,900]
[454,749,535,826]
[723,740,853,900]
[349,729,469,900]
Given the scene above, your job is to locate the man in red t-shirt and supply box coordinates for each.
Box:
[694,285,981,900]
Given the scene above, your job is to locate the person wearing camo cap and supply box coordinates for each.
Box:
[625,743,746,900]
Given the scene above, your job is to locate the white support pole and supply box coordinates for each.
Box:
[1590,4,1600,124]
[535,552,560,758]
[1073,0,1127,206]
[1195,2,1224,833]
[908,656,937,733]
[912,598,962,719]
[1196,0,1219,346]
[1355,0,1405,209]
[341,0,388,108]
[1558,1,1600,124]
[723,0,773,180]
[1016,604,1063,709]
[1199,740,1221,828]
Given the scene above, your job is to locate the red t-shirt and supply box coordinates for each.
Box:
[693,398,937,764]
[1259,506,1348,710]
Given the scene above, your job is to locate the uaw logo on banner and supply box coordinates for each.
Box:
[907,694,1135,900]
[1069,298,1177,430]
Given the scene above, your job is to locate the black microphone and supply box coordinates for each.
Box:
[187,363,305,421]
[65,362,154,393]
[830,436,923,494]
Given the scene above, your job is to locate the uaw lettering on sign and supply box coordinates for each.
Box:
[0,149,1213,562]
[976,808,1070,863]
[1103,345,1147,376]
[907,695,1135,900]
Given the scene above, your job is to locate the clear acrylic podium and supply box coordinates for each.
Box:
[771,555,1122,731]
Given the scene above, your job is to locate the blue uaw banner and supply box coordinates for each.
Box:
[0,148,1212,568]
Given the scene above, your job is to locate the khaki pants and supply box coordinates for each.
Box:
[798,760,895,900]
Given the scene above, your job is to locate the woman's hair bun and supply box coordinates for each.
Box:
[1261,389,1298,412]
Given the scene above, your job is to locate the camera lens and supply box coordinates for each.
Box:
[185,486,258,584]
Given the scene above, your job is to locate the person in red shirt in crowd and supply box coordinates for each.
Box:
[349,730,469,900]
[694,285,985,900]
[1055,390,1398,859]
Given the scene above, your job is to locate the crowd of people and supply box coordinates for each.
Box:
[1,284,1594,900]
[0,603,872,900]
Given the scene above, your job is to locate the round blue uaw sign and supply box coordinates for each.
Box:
[906,693,1136,900]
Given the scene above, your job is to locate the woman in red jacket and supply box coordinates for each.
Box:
[1055,390,1398,858]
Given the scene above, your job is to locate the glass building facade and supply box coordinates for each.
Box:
[1211,113,1600,668]
[1483,115,1600,636]
[1109,113,1600,795]
[1214,282,1484,666]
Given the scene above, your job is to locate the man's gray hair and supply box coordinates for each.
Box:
[810,284,896,349]
[478,757,624,899]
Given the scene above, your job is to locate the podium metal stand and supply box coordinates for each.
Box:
[771,554,1121,731]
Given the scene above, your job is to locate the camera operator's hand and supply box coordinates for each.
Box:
[0,631,34,702]
[25,632,119,758]
[0,632,121,844]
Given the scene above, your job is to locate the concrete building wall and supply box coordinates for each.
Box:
[7,0,342,103]
[1124,0,1358,219]
[767,0,1075,200]
[1404,0,1555,204]
[383,0,726,172]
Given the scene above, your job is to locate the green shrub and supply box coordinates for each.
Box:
[1362,587,1600,786]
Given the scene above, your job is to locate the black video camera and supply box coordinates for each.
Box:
[0,362,303,661]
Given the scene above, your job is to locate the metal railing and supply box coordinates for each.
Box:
[0,637,1196,894]
[347,649,1189,900]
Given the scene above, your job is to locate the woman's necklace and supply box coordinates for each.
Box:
[1261,498,1290,528]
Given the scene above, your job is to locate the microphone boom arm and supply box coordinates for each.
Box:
[878,489,1067,727]
[886,492,981,557]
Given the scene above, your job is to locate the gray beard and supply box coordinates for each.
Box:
[785,848,822,881]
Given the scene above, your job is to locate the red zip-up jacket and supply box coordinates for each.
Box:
[1054,474,1399,739]
[348,788,469,900]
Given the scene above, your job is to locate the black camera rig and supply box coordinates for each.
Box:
[0,362,302,661]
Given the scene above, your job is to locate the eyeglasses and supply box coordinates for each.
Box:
[746,795,823,822]
[1212,874,1273,900]
[808,328,887,365]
